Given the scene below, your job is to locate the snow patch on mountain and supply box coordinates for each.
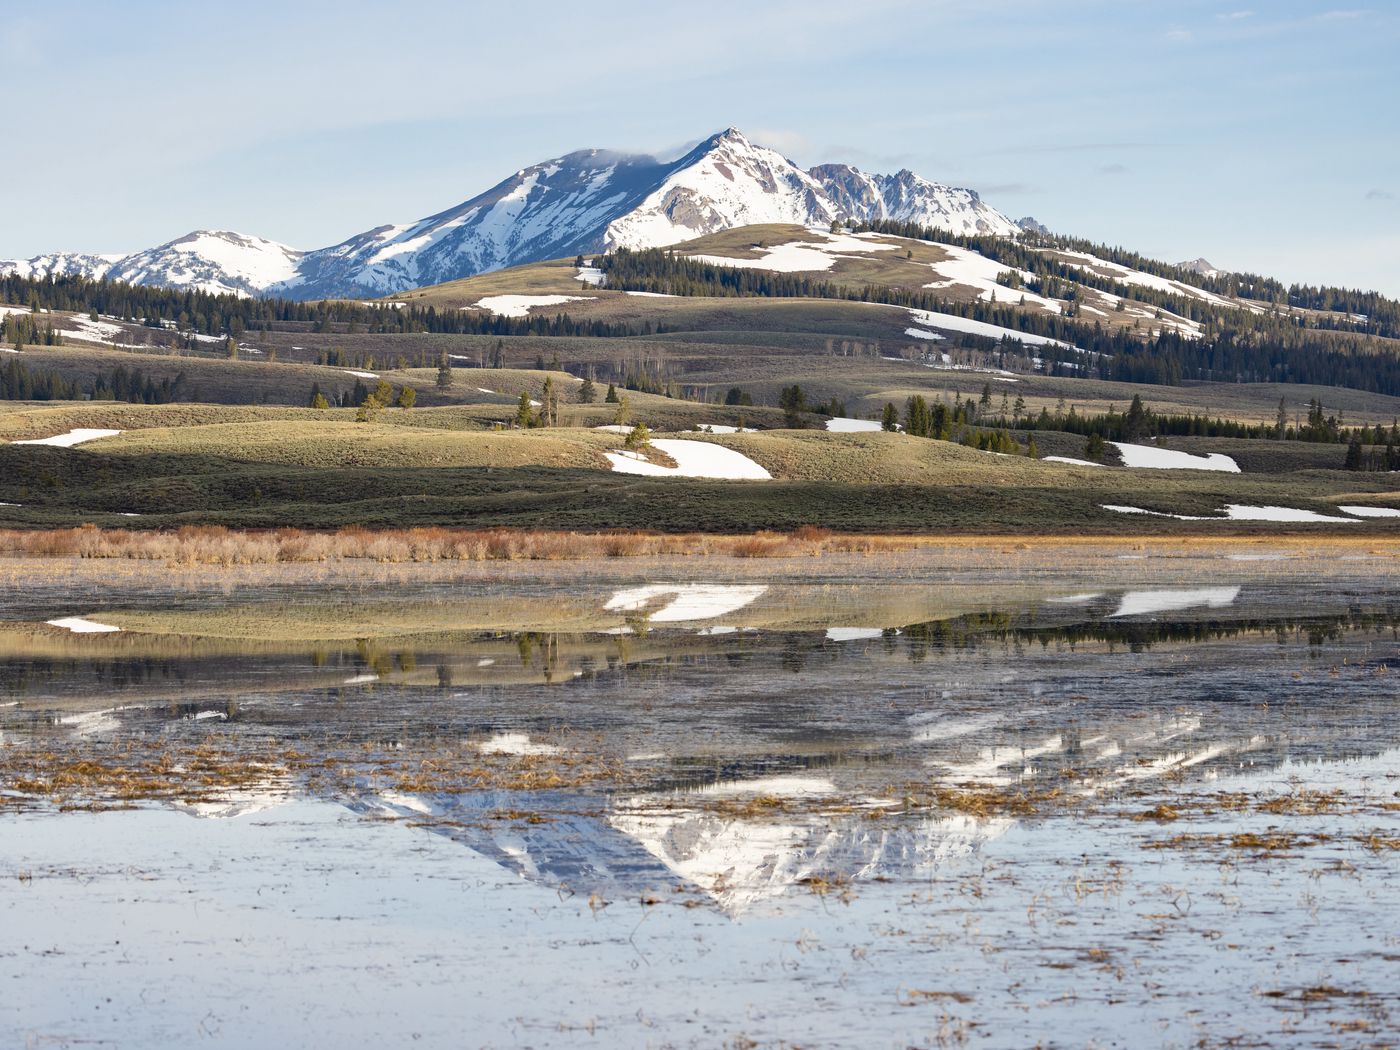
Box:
[687,230,897,273]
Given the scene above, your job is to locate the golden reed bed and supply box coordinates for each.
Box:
[3,524,1398,566]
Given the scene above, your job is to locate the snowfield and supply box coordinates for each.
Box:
[1043,456,1103,467]
[10,428,122,448]
[574,265,605,286]
[58,314,132,346]
[1110,442,1240,473]
[603,439,771,480]
[473,294,593,318]
[905,308,1080,351]
[1045,249,1248,313]
[923,244,1062,314]
[825,418,886,433]
[688,230,897,274]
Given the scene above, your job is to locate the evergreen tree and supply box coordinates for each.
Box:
[355,394,383,423]
[396,386,416,409]
[577,377,597,403]
[436,356,453,391]
[605,383,619,404]
[779,384,807,428]
[1344,435,1364,470]
[515,392,535,429]
[881,402,900,431]
[1123,395,1152,442]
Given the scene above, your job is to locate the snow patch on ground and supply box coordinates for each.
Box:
[1043,456,1102,467]
[474,294,593,318]
[1337,505,1400,518]
[574,265,605,286]
[342,370,378,380]
[47,616,121,634]
[1103,504,1359,524]
[604,439,771,480]
[605,584,767,623]
[623,290,677,298]
[1111,442,1240,473]
[10,428,122,448]
[825,418,886,433]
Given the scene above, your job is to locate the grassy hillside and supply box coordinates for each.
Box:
[5,223,1400,535]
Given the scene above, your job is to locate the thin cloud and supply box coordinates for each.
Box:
[978,141,1159,157]
[1165,27,1194,42]
[1217,10,1254,19]
[747,127,814,159]
[978,182,1042,195]
[1366,188,1395,200]
[824,143,919,169]
[1099,164,1130,176]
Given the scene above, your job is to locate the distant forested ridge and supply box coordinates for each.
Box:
[0,273,659,340]
[598,247,1400,395]
[851,218,1400,340]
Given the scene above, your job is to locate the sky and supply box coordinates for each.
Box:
[5,0,1398,294]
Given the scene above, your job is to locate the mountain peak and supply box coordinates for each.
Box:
[1177,257,1220,275]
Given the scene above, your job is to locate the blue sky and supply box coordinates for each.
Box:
[6,0,1397,293]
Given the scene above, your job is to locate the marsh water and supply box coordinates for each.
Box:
[2,546,1399,1047]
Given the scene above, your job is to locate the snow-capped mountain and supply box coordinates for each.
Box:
[811,163,1021,237]
[0,128,1024,300]
[0,251,123,281]
[106,231,304,297]
[1177,257,1221,278]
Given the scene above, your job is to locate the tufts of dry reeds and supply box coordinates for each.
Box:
[0,524,921,566]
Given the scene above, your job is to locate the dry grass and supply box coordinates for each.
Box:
[6,525,1398,568]
[0,524,924,565]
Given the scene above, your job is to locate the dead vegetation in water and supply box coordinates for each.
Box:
[0,524,920,565]
[896,782,1071,818]
[0,736,639,810]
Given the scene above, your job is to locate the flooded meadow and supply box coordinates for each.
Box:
[2,542,1398,1048]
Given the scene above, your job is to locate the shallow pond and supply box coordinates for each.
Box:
[2,549,1398,1047]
